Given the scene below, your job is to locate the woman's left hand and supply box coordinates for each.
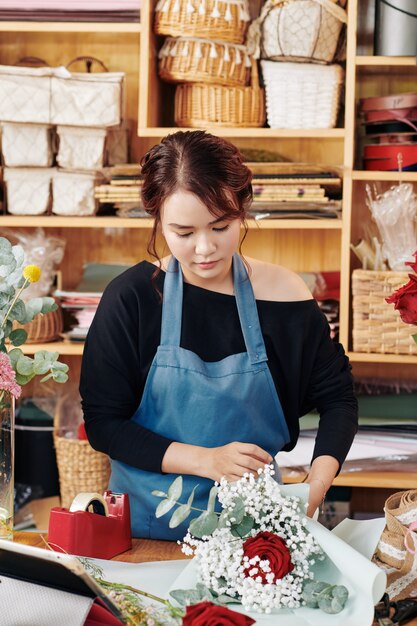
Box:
[305,455,339,517]
[306,479,326,517]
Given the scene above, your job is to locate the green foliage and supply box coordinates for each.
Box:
[152,477,257,540]
[0,237,68,388]
[302,581,349,614]
[170,583,237,608]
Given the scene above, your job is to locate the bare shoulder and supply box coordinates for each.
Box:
[245,256,313,302]
[152,255,171,271]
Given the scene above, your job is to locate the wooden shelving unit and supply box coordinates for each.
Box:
[1,0,416,453]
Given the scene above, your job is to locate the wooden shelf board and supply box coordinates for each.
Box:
[0,21,141,32]
[353,170,417,181]
[347,351,417,364]
[248,219,342,230]
[22,342,83,356]
[284,470,417,490]
[138,127,345,139]
[0,216,342,230]
[356,55,416,66]
[0,216,155,228]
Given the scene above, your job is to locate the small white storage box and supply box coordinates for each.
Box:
[1,123,54,167]
[57,126,107,170]
[52,170,97,216]
[51,72,124,128]
[260,61,344,128]
[0,64,51,124]
[4,167,55,215]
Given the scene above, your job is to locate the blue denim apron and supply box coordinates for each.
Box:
[109,254,290,539]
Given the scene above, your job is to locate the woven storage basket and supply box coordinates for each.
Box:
[158,37,251,87]
[260,60,344,128]
[13,305,63,344]
[352,269,417,355]
[155,0,250,44]
[174,60,265,127]
[54,398,110,509]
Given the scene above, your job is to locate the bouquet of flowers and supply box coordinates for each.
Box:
[153,466,348,616]
[386,250,417,344]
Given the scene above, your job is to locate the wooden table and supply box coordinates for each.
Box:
[12,532,417,626]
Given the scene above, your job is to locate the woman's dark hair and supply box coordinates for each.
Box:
[140,130,253,267]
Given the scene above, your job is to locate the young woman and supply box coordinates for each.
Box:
[80,130,358,540]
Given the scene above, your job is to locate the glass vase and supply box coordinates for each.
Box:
[0,391,15,540]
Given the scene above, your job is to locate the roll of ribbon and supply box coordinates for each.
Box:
[363,143,417,171]
[360,92,417,112]
[69,492,109,516]
[365,121,417,136]
[404,520,417,555]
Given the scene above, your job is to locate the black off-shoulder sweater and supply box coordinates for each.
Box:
[80,261,358,472]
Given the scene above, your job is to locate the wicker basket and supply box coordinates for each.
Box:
[158,37,251,87]
[174,60,265,127]
[155,0,250,44]
[352,269,417,355]
[54,396,111,508]
[260,60,344,129]
[13,305,63,343]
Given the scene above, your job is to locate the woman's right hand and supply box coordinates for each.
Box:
[200,442,273,482]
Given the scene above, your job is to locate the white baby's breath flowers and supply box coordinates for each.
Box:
[181,465,324,614]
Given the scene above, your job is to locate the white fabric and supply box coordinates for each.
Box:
[51,73,124,128]
[52,170,97,216]
[4,167,55,215]
[0,65,51,124]
[57,126,106,170]
[1,123,53,167]
[0,575,93,626]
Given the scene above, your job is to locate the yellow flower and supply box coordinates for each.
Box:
[22,265,41,283]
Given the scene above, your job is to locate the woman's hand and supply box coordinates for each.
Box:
[161,441,273,482]
[306,479,327,517]
[305,455,339,518]
[202,442,273,482]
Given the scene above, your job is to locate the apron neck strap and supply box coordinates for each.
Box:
[160,254,268,365]
[232,254,268,364]
[160,256,183,346]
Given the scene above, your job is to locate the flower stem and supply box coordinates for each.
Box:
[96,577,184,617]
[1,278,29,330]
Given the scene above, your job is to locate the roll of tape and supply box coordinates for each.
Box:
[69,492,109,516]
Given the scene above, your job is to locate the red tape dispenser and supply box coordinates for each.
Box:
[48,490,132,559]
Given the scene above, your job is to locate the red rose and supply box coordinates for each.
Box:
[242,531,294,584]
[182,601,255,626]
[386,252,417,326]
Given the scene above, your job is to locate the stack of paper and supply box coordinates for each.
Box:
[55,263,131,342]
[0,1,140,21]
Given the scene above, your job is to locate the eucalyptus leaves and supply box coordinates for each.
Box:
[153,476,251,539]
[0,236,68,392]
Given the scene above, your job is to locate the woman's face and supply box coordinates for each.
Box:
[161,189,241,289]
